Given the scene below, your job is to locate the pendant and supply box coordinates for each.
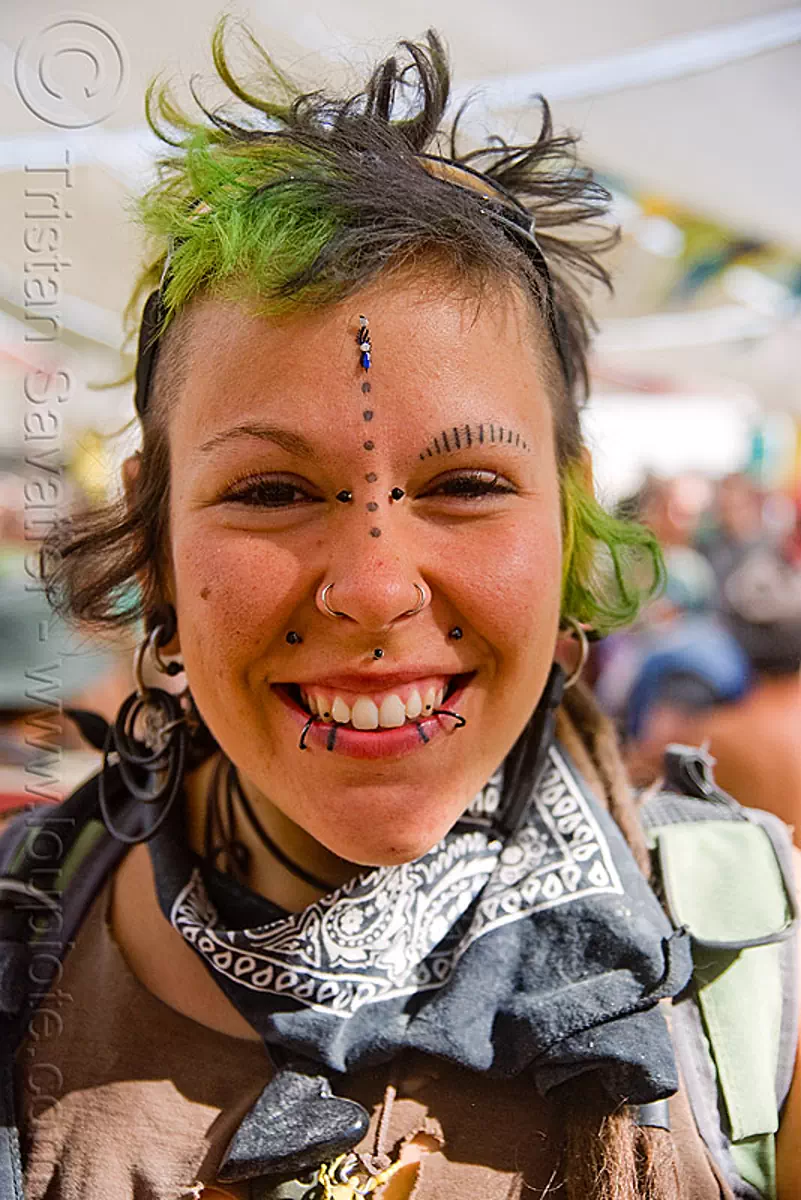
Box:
[251,1154,402,1199]
[218,1068,370,1182]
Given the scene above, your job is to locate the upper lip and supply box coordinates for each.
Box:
[276,669,470,690]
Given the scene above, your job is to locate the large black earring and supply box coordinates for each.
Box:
[98,608,191,845]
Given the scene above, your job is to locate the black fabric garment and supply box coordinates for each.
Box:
[146,741,691,1108]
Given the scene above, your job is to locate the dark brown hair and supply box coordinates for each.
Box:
[41,25,660,637]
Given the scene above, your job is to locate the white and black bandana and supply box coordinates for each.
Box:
[147,741,691,1104]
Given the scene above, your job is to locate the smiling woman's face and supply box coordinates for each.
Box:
[165,268,563,865]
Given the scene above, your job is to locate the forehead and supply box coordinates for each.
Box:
[168,270,554,444]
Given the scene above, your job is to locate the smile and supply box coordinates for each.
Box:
[273,673,475,759]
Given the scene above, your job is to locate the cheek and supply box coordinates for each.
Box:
[441,509,562,657]
[171,522,304,673]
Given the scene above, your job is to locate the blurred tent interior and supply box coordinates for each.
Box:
[1,0,800,789]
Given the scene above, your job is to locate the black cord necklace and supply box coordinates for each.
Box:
[205,759,338,894]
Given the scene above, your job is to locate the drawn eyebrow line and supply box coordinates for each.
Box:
[418,423,529,460]
[198,423,316,458]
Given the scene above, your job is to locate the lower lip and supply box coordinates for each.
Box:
[273,681,471,760]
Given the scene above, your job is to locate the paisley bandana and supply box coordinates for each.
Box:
[146,741,691,1104]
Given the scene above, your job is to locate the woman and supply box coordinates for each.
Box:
[4,24,799,1200]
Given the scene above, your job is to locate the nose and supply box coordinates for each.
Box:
[315,524,430,631]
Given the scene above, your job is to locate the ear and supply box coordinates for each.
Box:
[122,453,181,657]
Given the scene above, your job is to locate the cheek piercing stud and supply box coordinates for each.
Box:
[336,490,353,503]
[389,487,405,502]
[448,627,463,640]
[286,631,303,645]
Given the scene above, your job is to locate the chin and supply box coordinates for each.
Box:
[320,816,457,869]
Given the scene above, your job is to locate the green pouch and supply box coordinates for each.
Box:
[653,819,797,1200]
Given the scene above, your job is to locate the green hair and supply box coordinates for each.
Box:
[561,463,664,633]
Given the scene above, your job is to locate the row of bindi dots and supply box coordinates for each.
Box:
[335,315,404,538]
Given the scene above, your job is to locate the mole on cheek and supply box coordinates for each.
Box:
[200,587,210,600]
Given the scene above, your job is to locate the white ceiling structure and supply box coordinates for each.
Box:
[1,0,800,449]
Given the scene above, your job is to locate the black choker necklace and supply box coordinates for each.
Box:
[204,759,338,894]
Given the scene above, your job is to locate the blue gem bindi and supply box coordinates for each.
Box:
[357,315,371,371]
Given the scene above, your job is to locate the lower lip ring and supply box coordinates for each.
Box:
[274,682,470,759]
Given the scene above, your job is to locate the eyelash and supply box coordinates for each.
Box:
[222,470,515,508]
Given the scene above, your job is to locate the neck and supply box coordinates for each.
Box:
[184,753,360,912]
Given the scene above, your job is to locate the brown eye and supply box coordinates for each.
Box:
[425,470,515,499]
[223,476,319,508]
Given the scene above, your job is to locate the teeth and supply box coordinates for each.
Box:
[351,696,379,730]
[378,694,407,728]
[301,681,455,726]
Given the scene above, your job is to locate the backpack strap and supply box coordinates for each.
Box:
[641,745,799,1200]
[0,766,140,1198]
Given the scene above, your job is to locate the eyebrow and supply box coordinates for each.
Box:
[198,423,317,458]
[418,423,530,459]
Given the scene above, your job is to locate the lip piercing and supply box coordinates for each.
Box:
[389,487,405,501]
[298,704,467,751]
[433,709,467,728]
[373,648,384,659]
[286,631,303,645]
[336,490,353,503]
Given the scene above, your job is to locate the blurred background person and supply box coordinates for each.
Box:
[697,471,770,590]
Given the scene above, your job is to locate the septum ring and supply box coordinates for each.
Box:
[320,582,427,620]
